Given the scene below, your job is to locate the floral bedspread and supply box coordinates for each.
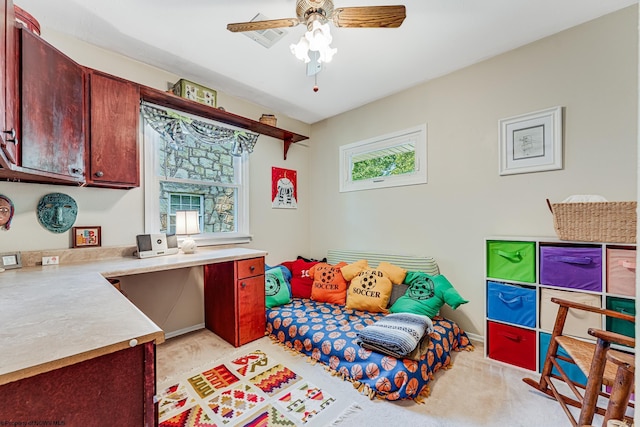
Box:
[265,298,473,401]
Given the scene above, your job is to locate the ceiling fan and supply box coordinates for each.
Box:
[228,1,406,90]
[227,1,407,34]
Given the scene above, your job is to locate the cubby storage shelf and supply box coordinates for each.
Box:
[484,236,636,375]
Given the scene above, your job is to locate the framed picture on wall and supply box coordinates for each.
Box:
[72,226,102,248]
[499,106,563,175]
[271,167,298,209]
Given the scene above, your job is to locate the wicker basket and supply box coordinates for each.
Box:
[547,199,637,243]
[259,114,277,126]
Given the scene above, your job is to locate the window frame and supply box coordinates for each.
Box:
[339,124,427,193]
[142,105,251,246]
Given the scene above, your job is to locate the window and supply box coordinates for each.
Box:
[339,124,427,192]
[142,104,255,245]
[167,193,203,235]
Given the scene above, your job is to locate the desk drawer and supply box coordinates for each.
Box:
[237,257,265,279]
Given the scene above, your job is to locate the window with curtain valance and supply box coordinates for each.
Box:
[142,103,256,245]
[141,103,259,155]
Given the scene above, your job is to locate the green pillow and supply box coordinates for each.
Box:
[389,272,468,318]
[265,267,292,309]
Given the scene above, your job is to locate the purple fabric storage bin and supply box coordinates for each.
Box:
[540,246,602,291]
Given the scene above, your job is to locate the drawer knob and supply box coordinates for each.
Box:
[250,265,255,271]
[241,282,246,288]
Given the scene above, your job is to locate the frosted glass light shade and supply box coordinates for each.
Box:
[290,20,337,64]
[176,210,200,235]
[176,210,200,254]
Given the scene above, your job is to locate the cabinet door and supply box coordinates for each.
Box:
[20,28,85,182]
[237,275,266,346]
[88,70,140,188]
[0,0,18,166]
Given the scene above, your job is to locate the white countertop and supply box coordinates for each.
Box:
[0,246,267,386]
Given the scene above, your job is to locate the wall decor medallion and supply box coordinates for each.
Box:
[37,193,78,233]
[0,194,15,230]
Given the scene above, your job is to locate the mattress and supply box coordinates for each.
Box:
[266,298,473,401]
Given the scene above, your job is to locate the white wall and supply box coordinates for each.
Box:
[0,29,313,335]
[2,8,637,338]
[308,6,638,336]
[0,29,312,267]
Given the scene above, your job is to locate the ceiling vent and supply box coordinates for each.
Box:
[242,13,287,48]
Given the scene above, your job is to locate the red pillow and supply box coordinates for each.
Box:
[288,259,319,298]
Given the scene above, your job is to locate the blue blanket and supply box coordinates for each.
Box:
[356,313,434,359]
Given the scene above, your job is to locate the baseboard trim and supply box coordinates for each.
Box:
[165,323,205,340]
[465,332,484,345]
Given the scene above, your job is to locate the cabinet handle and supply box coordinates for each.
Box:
[503,332,522,342]
[549,255,592,265]
[496,250,522,263]
[95,171,104,178]
[70,167,83,175]
[241,282,246,288]
[619,260,636,270]
[3,128,17,143]
[498,292,523,305]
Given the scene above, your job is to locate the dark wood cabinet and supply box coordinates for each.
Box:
[0,342,157,426]
[19,27,85,182]
[204,257,266,347]
[87,70,140,188]
[0,0,18,167]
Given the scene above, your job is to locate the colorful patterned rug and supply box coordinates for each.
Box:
[157,348,345,427]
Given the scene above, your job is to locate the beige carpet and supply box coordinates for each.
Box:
[157,329,615,427]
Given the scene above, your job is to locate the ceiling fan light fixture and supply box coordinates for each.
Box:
[290,36,311,63]
[291,19,337,64]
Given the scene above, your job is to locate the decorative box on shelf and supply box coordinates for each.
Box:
[259,114,277,126]
[171,79,217,107]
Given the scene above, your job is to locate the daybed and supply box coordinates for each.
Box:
[264,250,473,401]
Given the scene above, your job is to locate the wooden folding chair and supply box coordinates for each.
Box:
[523,297,635,427]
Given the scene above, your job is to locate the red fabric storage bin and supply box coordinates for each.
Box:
[487,321,536,370]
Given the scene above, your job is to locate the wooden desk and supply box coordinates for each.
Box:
[0,246,267,426]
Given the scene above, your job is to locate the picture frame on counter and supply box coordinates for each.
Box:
[72,226,102,248]
[0,251,22,269]
[499,106,563,176]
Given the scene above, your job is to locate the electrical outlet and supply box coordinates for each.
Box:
[42,256,59,265]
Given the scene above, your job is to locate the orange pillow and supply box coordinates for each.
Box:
[309,262,348,305]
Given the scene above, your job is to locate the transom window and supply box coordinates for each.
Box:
[340,124,427,192]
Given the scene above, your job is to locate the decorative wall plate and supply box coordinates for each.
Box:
[37,193,78,233]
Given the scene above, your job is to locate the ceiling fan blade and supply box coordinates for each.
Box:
[227,18,300,33]
[332,5,406,28]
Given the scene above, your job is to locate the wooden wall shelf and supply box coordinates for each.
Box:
[139,85,308,160]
